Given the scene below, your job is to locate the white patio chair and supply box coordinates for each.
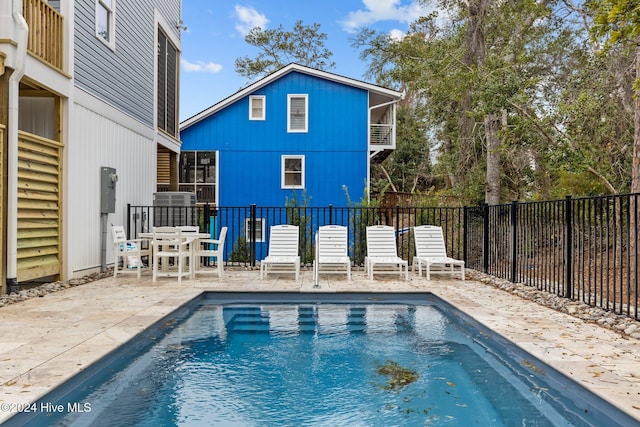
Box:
[412,225,465,281]
[111,225,150,279]
[194,227,227,278]
[176,225,199,233]
[314,225,351,281]
[260,225,300,280]
[365,225,408,280]
[152,227,191,283]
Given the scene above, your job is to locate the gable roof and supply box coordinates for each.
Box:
[180,63,403,130]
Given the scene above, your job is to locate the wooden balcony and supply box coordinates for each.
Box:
[23,0,63,70]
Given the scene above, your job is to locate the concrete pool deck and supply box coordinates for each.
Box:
[0,269,638,424]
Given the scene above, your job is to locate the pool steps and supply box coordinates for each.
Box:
[222,306,390,334]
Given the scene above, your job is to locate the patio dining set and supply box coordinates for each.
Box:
[110,224,465,283]
[111,225,227,282]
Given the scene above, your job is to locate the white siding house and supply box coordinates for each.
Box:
[0,0,182,292]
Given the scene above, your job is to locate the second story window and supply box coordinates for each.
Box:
[288,94,308,133]
[249,96,265,120]
[158,28,179,137]
[96,0,115,46]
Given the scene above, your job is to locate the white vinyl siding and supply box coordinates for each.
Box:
[68,100,156,274]
[287,94,308,132]
[282,155,305,189]
[249,95,265,120]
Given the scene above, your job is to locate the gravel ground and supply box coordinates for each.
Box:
[2,269,639,340]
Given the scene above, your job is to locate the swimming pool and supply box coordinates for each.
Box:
[5,292,636,426]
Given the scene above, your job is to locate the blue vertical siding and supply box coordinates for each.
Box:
[180,71,370,208]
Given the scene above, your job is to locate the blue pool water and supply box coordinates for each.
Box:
[7,293,636,426]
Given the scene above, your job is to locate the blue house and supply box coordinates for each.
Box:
[179,64,402,255]
[180,63,402,206]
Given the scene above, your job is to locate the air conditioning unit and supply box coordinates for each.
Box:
[153,192,196,227]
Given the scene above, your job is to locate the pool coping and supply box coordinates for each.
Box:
[0,270,638,424]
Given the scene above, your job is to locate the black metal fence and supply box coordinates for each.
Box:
[127,193,639,319]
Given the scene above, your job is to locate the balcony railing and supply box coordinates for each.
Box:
[370,124,394,148]
[23,0,63,70]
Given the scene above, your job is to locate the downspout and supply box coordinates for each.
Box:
[367,95,402,202]
[7,0,28,293]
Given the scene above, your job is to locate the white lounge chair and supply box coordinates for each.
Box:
[194,227,227,278]
[111,225,150,278]
[365,225,408,280]
[314,225,351,282]
[152,227,191,283]
[260,225,300,280]
[412,225,465,280]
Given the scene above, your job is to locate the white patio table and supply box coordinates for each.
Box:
[139,229,210,279]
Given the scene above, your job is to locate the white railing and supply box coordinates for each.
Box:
[370,124,394,148]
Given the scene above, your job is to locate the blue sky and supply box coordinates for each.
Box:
[179,0,432,121]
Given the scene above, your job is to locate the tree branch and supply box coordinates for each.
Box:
[507,100,618,194]
[379,164,398,193]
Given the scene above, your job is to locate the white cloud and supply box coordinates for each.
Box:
[234,5,269,36]
[181,58,223,73]
[389,29,405,41]
[341,0,427,33]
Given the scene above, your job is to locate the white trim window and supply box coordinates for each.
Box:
[96,0,115,47]
[287,94,308,132]
[158,27,179,137]
[249,95,266,120]
[245,218,265,242]
[282,155,305,189]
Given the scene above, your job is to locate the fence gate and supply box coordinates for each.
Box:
[17,131,63,282]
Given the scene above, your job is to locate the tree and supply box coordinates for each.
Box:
[372,104,433,193]
[235,21,335,80]
[588,0,640,194]
[587,0,640,285]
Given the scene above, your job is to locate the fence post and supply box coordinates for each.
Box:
[564,195,573,299]
[463,206,468,264]
[483,203,489,273]
[329,204,333,225]
[250,204,257,267]
[126,204,131,238]
[204,203,211,234]
[510,201,518,283]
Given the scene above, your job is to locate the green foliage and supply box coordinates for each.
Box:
[285,190,313,264]
[229,235,250,263]
[550,171,609,199]
[589,0,640,50]
[371,105,433,194]
[343,184,383,264]
[235,21,335,80]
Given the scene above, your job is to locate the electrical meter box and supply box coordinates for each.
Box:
[100,167,118,213]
